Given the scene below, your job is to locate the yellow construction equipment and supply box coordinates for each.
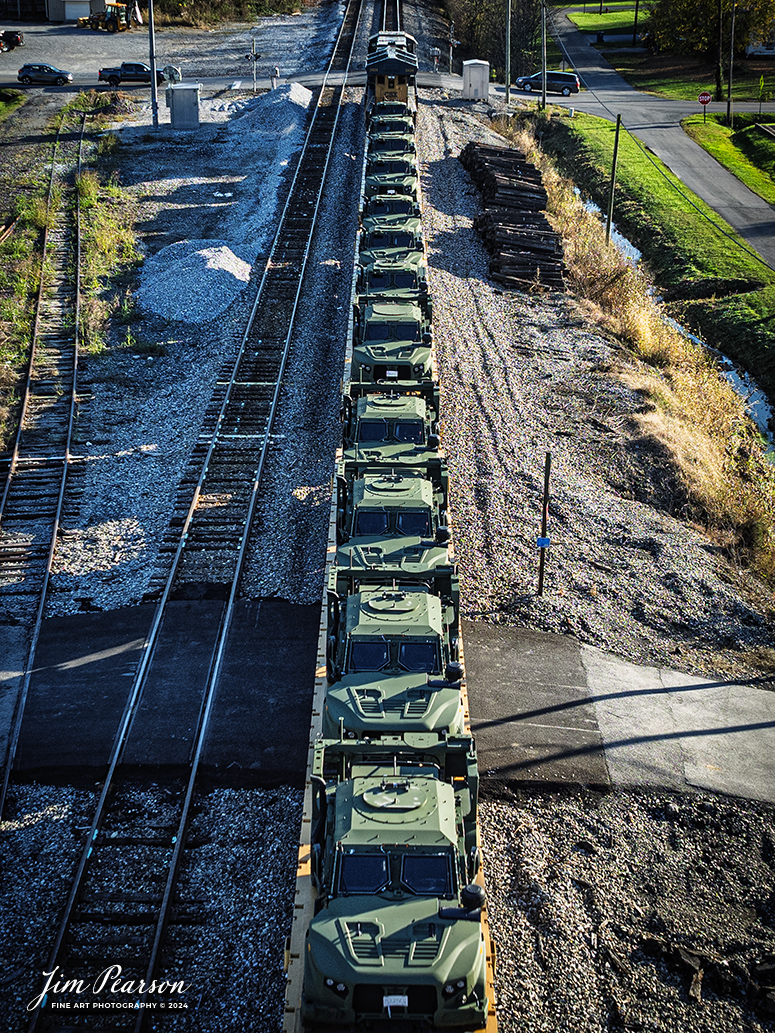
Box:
[79,3,133,32]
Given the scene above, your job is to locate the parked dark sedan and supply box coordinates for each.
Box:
[17,63,73,86]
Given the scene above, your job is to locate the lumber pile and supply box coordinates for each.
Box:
[460,141,565,291]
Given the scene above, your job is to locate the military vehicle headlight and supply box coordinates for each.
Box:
[324,977,349,999]
[413,364,424,373]
[442,979,466,999]
[362,365,371,373]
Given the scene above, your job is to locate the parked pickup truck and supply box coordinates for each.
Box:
[98,61,164,87]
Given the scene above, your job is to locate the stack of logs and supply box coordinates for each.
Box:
[460,141,565,291]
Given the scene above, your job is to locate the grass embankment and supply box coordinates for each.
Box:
[0,92,141,450]
[608,51,775,102]
[496,110,775,580]
[682,113,775,203]
[0,88,26,127]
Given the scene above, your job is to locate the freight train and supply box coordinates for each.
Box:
[288,18,497,1033]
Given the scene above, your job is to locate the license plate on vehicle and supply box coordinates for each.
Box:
[386,370,398,377]
[383,995,408,1008]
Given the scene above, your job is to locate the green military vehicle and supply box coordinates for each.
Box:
[303,735,488,1029]
[360,192,421,221]
[368,99,415,123]
[363,155,419,200]
[333,467,452,574]
[351,298,432,384]
[368,112,415,136]
[360,212,423,253]
[324,582,462,738]
[341,386,441,464]
[367,129,416,157]
[356,252,431,315]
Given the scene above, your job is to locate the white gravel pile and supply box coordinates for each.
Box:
[136,240,253,322]
[133,83,313,323]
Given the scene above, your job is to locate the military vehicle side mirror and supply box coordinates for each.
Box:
[428,434,440,450]
[422,332,432,344]
[445,660,463,682]
[461,883,486,911]
[435,525,450,543]
[419,281,428,292]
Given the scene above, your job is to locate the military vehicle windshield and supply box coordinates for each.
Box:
[369,159,413,174]
[357,418,423,443]
[349,640,390,671]
[402,854,451,894]
[369,138,412,152]
[337,851,452,896]
[371,199,413,217]
[365,231,416,249]
[339,853,389,893]
[348,638,440,673]
[399,640,436,671]
[368,270,418,290]
[364,319,421,341]
[353,508,431,536]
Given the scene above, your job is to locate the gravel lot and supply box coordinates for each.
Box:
[1,5,774,1032]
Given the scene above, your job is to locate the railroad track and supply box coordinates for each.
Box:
[0,113,86,619]
[21,1,367,1027]
[0,111,88,813]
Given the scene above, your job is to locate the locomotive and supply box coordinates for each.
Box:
[292,23,497,1033]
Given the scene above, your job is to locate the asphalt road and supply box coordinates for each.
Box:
[525,10,775,271]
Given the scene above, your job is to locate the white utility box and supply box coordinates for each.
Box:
[166,82,201,129]
[462,60,489,101]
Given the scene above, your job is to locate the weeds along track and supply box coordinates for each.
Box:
[0,111,91,813]
[0,111,88,620]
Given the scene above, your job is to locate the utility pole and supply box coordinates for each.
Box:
[605,114,622,244]
[540,0,547,111]
[148,0,159,129]
[716,0,724,100]
[726,1,736,127]
[505,0,511,105]
[631,0,640,47]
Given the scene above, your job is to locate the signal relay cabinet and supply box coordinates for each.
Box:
[462,60,489,101]
[165,82,201,129]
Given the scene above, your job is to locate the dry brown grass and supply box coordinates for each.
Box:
[494,116,775,580]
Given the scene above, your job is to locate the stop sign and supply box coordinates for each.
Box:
[698,91,712,105]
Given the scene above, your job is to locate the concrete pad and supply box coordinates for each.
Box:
[463,621,609,787]
[583,645,775,803]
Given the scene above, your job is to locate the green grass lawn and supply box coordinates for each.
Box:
[536,109,775,396]
[566,10,636,33]
[682,115,775,204]
[0,88,26,126]
[608,52,775,101]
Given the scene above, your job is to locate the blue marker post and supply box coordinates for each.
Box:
[537,451,551,596]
